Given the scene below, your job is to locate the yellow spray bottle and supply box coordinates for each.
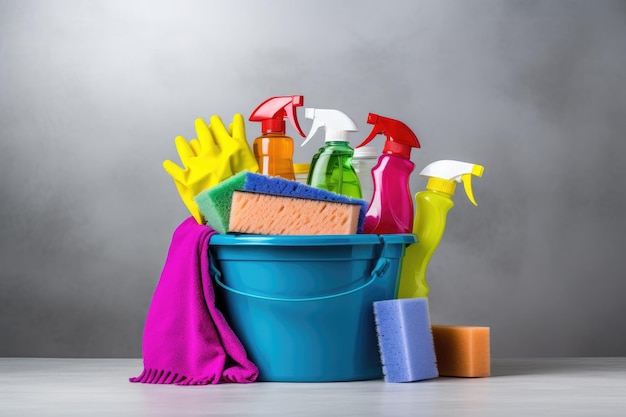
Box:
[397,160,484,299]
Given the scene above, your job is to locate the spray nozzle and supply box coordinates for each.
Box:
[249,95,306,137]
[356,113,420,160]
[301,108,359,147]
[420,160,484,205]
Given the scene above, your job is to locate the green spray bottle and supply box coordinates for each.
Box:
[302,108,362,198]
[397,160,484,299]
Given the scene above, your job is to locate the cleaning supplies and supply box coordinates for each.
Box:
[129,217,258,385]
[213,113,259,174]
[301,108,362,198]
[163,114,257,224]
[431,325,491,377]
[249,95,306,180]
[194,171,249,234]
[373,298,439,383]
[351,146,378,203]
[229,191,361,235]
[242,172,369,232]
[397,160,484,299]
[356,113,421,234]
[210,233,416,381]
[194,171,370,234]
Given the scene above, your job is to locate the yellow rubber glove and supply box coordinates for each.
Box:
[163,117,234,224]
[209,113,259,174]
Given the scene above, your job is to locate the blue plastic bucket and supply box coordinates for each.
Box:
[209,233,416,382]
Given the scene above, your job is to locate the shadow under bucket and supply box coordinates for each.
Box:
[209,233,416,382]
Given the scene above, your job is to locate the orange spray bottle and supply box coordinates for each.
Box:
[249,95,306,180]
[356,113,421,234]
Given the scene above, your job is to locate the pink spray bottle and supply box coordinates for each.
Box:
[356,113,421,234]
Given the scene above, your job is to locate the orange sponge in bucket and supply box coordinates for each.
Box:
[229,190,361,235]
[195,171,369,235]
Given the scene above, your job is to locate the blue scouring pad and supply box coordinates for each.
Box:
[373,298,439,383]
[242,173,369,233]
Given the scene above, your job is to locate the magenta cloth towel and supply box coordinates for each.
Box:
[130,217,258,385]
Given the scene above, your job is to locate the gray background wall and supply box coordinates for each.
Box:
[1,0,625,358]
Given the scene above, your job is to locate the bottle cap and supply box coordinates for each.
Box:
[353,146,379,159]
[293,163,310,175]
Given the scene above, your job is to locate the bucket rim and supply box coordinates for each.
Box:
[210,233,416,247]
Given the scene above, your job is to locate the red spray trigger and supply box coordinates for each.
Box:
[249,95,306,137]
[357,113,420,160]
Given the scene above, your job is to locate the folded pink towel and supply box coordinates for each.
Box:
[130,217,258,385]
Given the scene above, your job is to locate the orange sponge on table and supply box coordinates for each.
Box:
[431,325,491,377]
[228,190,361,235]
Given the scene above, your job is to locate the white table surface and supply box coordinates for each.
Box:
[1,358,624,416]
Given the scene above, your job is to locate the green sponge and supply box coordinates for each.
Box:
[194,171,248,234]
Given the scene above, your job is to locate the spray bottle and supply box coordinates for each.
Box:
[249,95,306,180]
[301,108,362,198]
[397,160,484,299]
[351,146,378,203]
[356,113,421,234]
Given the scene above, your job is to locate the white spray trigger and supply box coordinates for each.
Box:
[302,116,324,146]
[301,108,358,147]
[420,160,484,206]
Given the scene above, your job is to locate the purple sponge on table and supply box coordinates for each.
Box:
[373,298,439,383]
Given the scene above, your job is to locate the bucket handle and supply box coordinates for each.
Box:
[210,248,391,303]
